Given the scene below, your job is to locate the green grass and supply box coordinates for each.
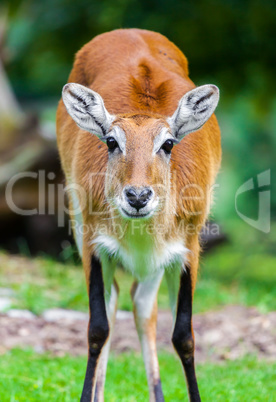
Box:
[0,220,275,314]
[0,252,88,315]
[0,349,274,401]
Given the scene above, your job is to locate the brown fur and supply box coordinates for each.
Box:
[56,28,221,290]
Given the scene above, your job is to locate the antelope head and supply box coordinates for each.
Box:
[62,83,219,220]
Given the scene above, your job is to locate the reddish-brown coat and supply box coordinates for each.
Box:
[56,28,221,288]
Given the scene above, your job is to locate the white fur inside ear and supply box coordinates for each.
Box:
[167,84,219,139]
[62,83,115,137]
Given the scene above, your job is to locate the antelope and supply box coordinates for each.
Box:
[56,28,221,402]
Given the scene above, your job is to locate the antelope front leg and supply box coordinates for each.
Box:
[94,280,118,402]
[81,256,109,402]
[131,271,164,402]
[172,267,201,402]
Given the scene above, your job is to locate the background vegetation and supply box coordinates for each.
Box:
[0,1,275,400]
[1,222,276,315]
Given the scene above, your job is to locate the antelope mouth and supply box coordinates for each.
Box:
[121,208,151,219]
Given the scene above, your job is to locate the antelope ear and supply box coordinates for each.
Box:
[62,83,115,137]
[167,84,219,140]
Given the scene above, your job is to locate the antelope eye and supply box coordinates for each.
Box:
[161,139,174,154]
[106,137,118,151]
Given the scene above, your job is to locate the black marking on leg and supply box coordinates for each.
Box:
[172,267,201,402]
[81,255,109,402]
[154,378,165,402]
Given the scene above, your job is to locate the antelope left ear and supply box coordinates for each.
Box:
[167,84,219,140]
[62,83,115,138]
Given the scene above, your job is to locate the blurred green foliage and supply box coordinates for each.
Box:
[215,98,276,220]
[1,222,275,314]
[3,0,276,219]
[4,0,276,102]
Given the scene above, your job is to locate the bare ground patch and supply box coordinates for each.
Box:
[0,306,275,363]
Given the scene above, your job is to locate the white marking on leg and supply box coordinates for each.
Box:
[94,255,118,402]
[95,283,118,402]
[165,264,182,323]
[132,270,164,399]
[133,271,164,319]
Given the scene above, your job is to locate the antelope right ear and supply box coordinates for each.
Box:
[167,84,219,140]
[62,83,115,138]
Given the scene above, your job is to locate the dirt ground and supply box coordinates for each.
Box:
[0,306,275,363]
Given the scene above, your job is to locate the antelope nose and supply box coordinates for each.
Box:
[124,187,153,211]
